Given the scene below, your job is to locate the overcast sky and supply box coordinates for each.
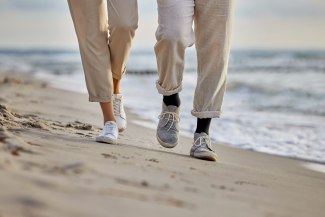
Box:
[0,0,324,50]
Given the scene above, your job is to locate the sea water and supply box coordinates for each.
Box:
[0,48,324,163]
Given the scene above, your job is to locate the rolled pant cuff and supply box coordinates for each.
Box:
[191,110,221,118]
[156,81,182,96]
[89,95,113,103]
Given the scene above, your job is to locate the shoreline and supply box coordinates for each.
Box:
[2,48,325,163]
[1,72,325,217]
[37,72,325,165]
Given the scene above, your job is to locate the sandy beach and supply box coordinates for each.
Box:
[0,72,324,217]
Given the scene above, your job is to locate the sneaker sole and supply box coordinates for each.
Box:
[96,136,117,145]
[156,134,178,148]
[191,152,218,162]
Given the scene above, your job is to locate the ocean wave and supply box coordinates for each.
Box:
[126,69,157,75]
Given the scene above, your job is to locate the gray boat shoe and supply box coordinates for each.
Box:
[156,103,180,148]
[190,132,218,161]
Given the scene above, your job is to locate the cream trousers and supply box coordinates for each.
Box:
[68,0,138,102]
[155,0,233,118]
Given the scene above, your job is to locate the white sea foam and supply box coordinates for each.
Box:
[303,163,325,174]
[121,74,325,163]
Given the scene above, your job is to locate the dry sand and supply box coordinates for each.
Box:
[0,72,324,217]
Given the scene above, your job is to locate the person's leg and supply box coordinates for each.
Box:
[68,0,113,104]
[68,0,117,143]
[113,79,120,94]
[163,93,181,107]
[107,0,138,81]
[190,0,233,161]
[155,0,195,97]
[155,0,195,148]
[100,103,115,123]
[195,118,211,135]
[107,0,138,132]
[192,0,233,119]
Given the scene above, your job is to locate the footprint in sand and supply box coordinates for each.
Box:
[211,184,236,192]
[66,121,93,131]
[16,197,47,209]
[102,153,118,160]
[235,180,267,187]
[47,162,85,175]
[0,127,36,156]
[146,158,159,163]
[0,104,49,130]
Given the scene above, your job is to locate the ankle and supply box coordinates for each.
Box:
[103,119,116,125]
[195,118,211,135]
[163,93,181,107]
[195,130,209,135]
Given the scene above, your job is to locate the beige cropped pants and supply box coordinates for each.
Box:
[68,0,138,102]
[155,0,233,118]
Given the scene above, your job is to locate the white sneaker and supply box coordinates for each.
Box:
[113,94,127,132]
[96,121,118,144]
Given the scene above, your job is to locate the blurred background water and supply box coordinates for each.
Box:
[1,48,324,163]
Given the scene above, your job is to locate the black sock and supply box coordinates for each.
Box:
[195,118,211,135]
[163,93,181,107]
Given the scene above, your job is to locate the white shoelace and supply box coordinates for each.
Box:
[103,123,116,136]
[158,112,180,131]
[113,99,122,116]
[194,135,213,150]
